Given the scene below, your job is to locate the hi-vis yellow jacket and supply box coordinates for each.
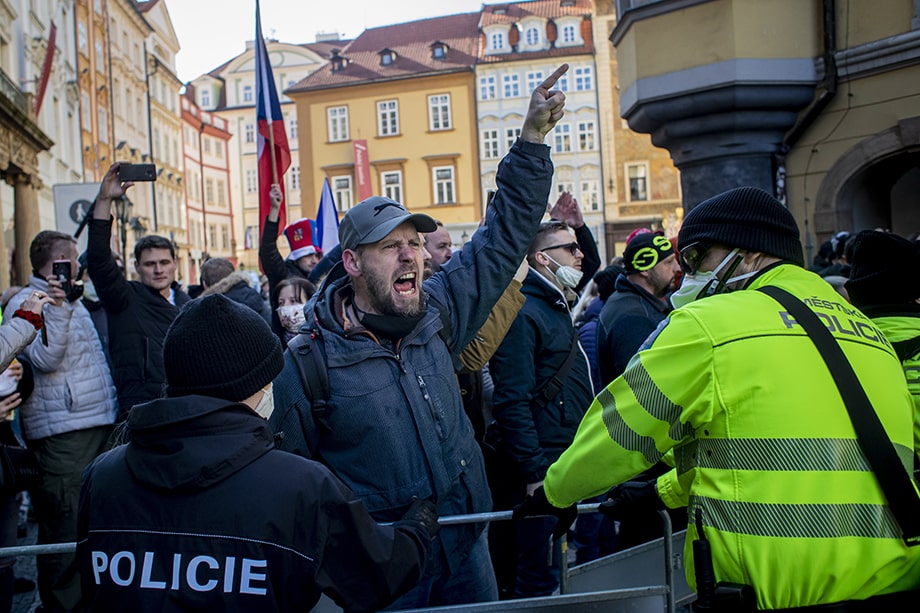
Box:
[544,264,920,610]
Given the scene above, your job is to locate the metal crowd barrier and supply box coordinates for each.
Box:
[0,506,689,613]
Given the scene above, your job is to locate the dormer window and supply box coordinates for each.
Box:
[330,49,348,72]
[431,41,449,60]
[561,0,575,6]
[379,48,398,66]
[494,6,507,14]
[490,31,506,51]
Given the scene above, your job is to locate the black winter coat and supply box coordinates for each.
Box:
[86,219,190,418]
[489,271,593,484]
[596,274,671,386]
[77,395,430,613]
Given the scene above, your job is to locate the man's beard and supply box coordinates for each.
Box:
[364,269,424,317]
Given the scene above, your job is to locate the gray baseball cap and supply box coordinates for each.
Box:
[339,196,438,251]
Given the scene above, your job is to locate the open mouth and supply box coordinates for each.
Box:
[393,272,418,296]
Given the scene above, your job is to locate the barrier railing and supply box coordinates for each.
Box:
[0,505,681,612]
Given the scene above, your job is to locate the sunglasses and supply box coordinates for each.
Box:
[541,241,582,256]
[678,241,711,275]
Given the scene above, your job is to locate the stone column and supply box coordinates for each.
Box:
[12,172,42,286]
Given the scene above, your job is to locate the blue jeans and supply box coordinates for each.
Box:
[384,529,498,609]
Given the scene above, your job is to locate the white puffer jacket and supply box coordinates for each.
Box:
[2,278,116,440]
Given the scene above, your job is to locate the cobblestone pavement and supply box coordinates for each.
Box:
[11,518,39,613]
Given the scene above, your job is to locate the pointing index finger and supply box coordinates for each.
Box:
[539,64,569,90]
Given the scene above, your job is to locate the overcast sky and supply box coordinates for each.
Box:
[165,0,493,83]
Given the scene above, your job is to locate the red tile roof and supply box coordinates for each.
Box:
[480,0,593,24]
[288,13,481,92]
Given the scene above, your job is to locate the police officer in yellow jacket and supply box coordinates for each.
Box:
[516,186,920,610]
[845,230,920,444]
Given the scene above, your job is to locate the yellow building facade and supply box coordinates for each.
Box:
[288,14,483,242]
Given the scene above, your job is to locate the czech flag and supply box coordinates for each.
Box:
[255,0,291,237]
[316,178,340,252]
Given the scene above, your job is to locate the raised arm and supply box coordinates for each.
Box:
[425,65,569,353]
[87,163,133,313]
[259,184,290,292]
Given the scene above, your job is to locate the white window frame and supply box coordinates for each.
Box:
[478,75,496,101]
[489,31,506,52]
[526,71,544,92]
[289,117,298,139]
[481,129,500,160]
[556,182,575,198]
[577,121,596,151]
[201,89,210,107]
[505,127,521,151]
[553,124,572,153]
[98,107,108,142]
[562,24,577,44]
[243,84,253,104]
[574,66,593,91]
[627,162,649,202]
[381,170,403,202]
[525,26,540,47]
[244,123,255,144]
[333,175,354,211]
[502,74,520,98]
[290,166,301,190]
[580,180,600,212]
[205,178,214,204]
[81,93,91,131]
[377,100,399,136]
[245,169,257,193]
[327,106,349,142]
[433,166,455,204]
[428,94,452,131]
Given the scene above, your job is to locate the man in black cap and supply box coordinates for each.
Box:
[270,64,569,609]
[846,230,920,423]
[77,294,439,612]
[596,231,680,385]
[516,186,920,610]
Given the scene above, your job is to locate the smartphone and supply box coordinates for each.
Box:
[52,259,72,294]
[118,163,157,182]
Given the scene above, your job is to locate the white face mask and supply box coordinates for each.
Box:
[276,304,306,333]
[543,254,583,290]
[252,383,274,420]
[669,248,751,309]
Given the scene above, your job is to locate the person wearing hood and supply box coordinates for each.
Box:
[198,257,271,324]
[77,294,438,612]
[486,220,594,599]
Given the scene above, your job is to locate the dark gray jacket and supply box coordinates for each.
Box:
[271,139,554,575]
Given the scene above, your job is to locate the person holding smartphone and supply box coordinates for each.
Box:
[1,231,117,612]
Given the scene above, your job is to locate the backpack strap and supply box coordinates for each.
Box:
[891,335,920,362]
[536,335,581,405]
[287,330,332,434]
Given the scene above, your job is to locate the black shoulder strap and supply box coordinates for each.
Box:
[759,285,920,546]
[892,335,920,362]
[537,335,581,404]
[287,331,332,434]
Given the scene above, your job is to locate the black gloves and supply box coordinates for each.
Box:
[598,480,663,520]
[512,486,577,540]
[399,498,440,540]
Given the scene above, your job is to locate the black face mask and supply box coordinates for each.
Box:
[359,310,425,342]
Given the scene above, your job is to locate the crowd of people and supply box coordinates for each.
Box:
[0,61,919,612]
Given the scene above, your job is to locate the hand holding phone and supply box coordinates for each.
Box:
[118,163,157,182]
[52,260,72,295]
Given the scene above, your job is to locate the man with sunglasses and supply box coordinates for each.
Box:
[487,217,596,599]
[517,186,920,610]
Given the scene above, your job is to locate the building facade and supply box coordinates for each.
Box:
[612,0,920,260]
[190,38,343,270]
[478,0,608,258]
[180,92,233,284]
[287,13,483,248]
[1,0,73,284]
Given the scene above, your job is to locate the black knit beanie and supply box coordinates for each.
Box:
[163,294,284,401]
[845,230,920,307]
[594,265,624,301]
[678,186,804,266]
[623,232,674,274]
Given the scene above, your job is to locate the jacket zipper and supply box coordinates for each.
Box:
[417,375,444,438]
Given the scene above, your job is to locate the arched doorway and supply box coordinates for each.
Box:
[814,116,920,242]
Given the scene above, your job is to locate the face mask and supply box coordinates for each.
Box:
[543,254,583,290]
[276,304,306,333]
[669,249,744,309]
[252,383,274,420]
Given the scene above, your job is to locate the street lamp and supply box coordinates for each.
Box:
[113,196,133,260]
